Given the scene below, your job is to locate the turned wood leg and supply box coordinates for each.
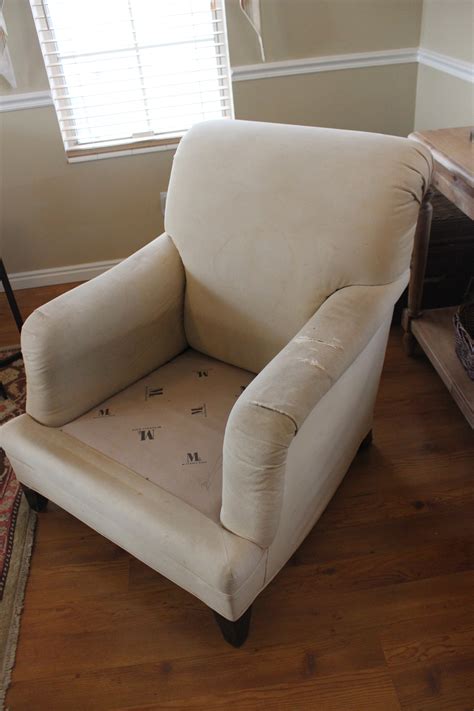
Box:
[358,429,373,452]
[23,486,48,512]
[402,188,433,356]
[213,606,252,647]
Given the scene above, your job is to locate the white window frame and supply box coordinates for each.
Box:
[30,0,234,162]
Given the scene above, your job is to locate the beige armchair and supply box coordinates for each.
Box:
[0,120,431,646]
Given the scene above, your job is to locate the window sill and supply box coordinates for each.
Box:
[67,136,181,164]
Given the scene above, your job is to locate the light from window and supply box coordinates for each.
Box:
[30,0,233,155]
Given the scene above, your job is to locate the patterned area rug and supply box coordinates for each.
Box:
[0,349,36,707]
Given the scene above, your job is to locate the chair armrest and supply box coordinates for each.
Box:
[22,233,186,426]
[221,273,408,547]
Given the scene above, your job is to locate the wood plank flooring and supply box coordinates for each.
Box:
[0,282,82,347]
[1,284,473,710]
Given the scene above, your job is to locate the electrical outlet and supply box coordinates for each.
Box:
[160,191,167,216]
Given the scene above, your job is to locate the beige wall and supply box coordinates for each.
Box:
[226,0,422,65]
[1,0,423,273]
[415,64,474,129]
[419,0,473,62]
[414,0,474,129]
[0,0,48,94]
[234,64,418,135]
[1,108,174,271]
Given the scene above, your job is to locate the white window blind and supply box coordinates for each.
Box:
[30,0,233,156]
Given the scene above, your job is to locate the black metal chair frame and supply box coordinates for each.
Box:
[0,258,23,398]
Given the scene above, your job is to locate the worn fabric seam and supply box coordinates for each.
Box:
[249,400,298,435]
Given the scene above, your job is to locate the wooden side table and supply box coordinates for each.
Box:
[402,127,474,428]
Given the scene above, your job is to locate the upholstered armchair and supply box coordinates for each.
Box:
[0,120,431,646]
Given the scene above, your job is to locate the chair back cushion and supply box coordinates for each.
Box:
[166,120,431,372]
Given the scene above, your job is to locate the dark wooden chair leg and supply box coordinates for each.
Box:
[358,429,373,452]
[0,350,22,369]
[23,486,48,512]
[213,606,252,647]
[0,353,22,398]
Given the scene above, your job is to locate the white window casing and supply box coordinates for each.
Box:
[30,0,234,158]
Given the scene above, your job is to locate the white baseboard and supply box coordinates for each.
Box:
[1,259,122,292]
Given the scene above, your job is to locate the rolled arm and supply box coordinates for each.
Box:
[22,233,186,427]
[221,273,408,548]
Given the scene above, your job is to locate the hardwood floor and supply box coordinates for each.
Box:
[2,284,474,710]
[0,282,82,347]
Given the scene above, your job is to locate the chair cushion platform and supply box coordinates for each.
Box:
[63,348,255,521]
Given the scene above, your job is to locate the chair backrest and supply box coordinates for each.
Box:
[166,120,431,373]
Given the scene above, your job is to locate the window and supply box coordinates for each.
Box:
[30,0,233,159]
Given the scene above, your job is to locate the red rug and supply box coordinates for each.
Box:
[0,352,26,597]
[0,350,36,705]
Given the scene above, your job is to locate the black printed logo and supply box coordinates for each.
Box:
[94,408,113,418]
[191,404,207,417]
[132,425,161,441]
[182,451,206,465]
[145,386,163,400]
[193,369,210,378]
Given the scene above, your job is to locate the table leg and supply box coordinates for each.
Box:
[402,188,434,356]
